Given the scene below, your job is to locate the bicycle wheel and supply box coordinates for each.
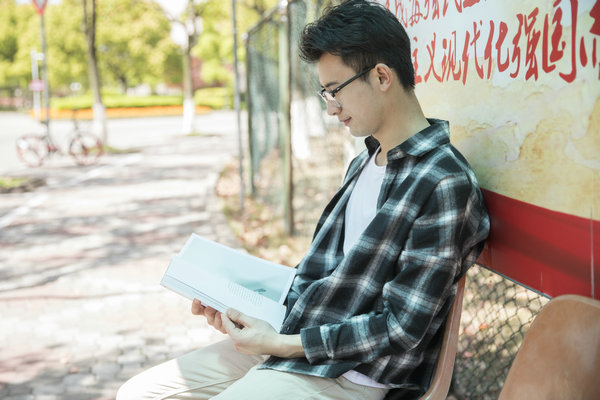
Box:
[69,132,103,166]
[16,135,49,167]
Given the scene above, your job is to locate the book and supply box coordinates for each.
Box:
[160,234,297,331]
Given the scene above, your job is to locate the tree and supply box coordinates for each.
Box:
[95,0,177,91]
[153,0,277,134]
[193,0,278,89]
[0,0,277,109]
[153,0,215,134]
[0,0,178,91]
[82,0,108,143]
[193,1,229,87]
[0,0,37,88]
[45,0,88,90]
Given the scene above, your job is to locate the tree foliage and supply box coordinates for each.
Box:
[0,0,37,87]
[0,0,279,93]
[95,0,179,90]
[193,0,278,87]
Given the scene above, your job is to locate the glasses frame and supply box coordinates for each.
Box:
[318,65,376,109]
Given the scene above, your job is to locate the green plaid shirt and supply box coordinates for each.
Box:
[260,119,489,393]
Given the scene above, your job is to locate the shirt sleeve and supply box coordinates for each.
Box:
[299,173,487,364]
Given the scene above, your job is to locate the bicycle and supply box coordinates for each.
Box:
[16,109,103,167]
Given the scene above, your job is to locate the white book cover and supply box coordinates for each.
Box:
[161,234,297,331]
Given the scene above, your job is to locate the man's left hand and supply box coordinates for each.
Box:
[222,308,305,359]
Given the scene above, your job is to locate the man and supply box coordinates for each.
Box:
[117,1,489,399]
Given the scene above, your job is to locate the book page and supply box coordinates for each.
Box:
[179,234,296,304]
[161,252,288,331]
[222,281,286,331]
[227,281,265,307]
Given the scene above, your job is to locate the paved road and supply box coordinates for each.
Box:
[0,111,244,399]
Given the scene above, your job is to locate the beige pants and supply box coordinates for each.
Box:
[117,339,389,400]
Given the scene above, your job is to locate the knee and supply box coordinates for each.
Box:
[116,373,148,400]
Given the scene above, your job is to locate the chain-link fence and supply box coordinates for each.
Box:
[453,266,549,399]
[246,9,282,194]
[244,1,551,398]
[245,0,349,235]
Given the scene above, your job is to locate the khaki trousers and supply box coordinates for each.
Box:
[117,339,389,400]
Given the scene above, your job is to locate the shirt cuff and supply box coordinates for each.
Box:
[300,325,330,364]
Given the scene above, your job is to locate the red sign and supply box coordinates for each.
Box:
[29,79,44,92]
[32,0,48,15]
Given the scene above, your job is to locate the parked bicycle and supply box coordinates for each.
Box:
[16,109,103,167]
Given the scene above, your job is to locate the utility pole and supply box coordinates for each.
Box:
[231,0,245,211]
[30,50,42,120]
[278,1,293,235]
[32,0,50,135]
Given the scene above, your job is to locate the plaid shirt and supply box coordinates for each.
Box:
[260,119,489,394]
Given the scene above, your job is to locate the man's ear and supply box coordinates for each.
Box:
[374,63,393,92]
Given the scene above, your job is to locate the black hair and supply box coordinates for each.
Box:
[299,0,415,90]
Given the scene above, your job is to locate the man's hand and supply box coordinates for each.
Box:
[191,299,226,334]
[222,308,305,359]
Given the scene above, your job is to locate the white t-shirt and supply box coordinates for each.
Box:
[341,149,390,389]
[343,148,386,255]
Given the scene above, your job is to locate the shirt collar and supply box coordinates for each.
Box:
[364,118,450,161]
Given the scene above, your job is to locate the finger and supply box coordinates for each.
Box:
[191,299,205,315]
[205,306,219,319]
[205,308,219,326]
[214,312,227,334]
[221,312,241,335]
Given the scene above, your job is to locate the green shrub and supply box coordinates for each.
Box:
[51,88,234,110]
[194,87,233,110]
[51,94,183,110]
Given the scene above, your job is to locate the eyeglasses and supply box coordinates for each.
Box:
[318,65,376,109]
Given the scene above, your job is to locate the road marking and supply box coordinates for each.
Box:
[0,154,142,230]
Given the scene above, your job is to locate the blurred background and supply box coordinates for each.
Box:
[2,0,586,399]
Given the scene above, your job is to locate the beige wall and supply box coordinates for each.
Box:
[380,0,599,220]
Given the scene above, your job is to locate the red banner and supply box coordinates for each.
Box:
[384,0,600,84]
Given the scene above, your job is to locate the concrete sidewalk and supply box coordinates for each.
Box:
[0,114,243,399]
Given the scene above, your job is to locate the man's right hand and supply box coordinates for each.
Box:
[191,299,227,334]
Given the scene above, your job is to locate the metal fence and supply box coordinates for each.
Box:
[453,266,549,399]
[245,8,282,194]
[244,1,551,397]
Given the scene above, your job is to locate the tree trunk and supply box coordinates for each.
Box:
[82,0,107,144]
[182,46,195,135]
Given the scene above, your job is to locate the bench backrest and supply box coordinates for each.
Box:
[498,294,600,400]
[418,275,466,400]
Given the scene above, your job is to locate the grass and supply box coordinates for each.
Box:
[0,177,29,189]
[102,145,139,154]
[0,176,46,193]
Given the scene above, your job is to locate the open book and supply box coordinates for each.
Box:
[160,234,296,331]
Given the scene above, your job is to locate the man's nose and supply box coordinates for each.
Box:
[326,101,340,115]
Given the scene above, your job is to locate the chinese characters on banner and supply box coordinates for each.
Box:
[377,0,599,298]
[381,0,600,84]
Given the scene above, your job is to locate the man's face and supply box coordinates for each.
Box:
[317,53,379,137]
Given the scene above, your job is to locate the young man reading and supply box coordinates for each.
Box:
[118,1,489,398]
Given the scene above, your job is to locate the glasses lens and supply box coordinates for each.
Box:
[319,91,341,108]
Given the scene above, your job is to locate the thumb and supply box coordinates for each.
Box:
[226,308,252,328]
